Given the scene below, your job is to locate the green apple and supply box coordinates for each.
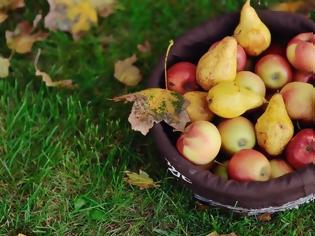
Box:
[218,116,256,154]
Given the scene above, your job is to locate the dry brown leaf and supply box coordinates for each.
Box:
[34,49,78,89]
[113,88,190,135]
[0,56,10,78]
[0,12,8,23]
[45,0,98,39]
[91,0,117,18]
[257,213,272,222]
[124,170,159,190]
[114,54,142,86]
[5,21,48,54]
[0,0,25,23]
[207,232,237,236]
[137,41,151,54]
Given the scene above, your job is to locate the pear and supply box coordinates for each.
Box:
[196,36,237,91]
[255,94,294,156]
[207,81,265,118]
[234,0,271,56]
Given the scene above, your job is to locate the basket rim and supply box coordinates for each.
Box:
[147,10,315,210]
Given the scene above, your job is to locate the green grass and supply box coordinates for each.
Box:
[0,0,314,235]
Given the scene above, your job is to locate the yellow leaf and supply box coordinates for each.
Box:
[6,21,48,54]
[45,0,98,39]
[34,49,78,89]
[113,88,190,135]
[114,54,142,87]
[124,170,159,190]
[91,0,117,18]
[0,56,10,78]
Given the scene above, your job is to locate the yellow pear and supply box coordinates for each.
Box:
[234,0,271,56]
[207,81,265,118]
[255,94,294,156]
[196,36,237,91]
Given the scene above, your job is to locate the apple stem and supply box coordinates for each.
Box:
[164,40,174,90]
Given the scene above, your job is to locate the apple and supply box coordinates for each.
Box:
[218,116,256,154]
[263,43,286,57]
[270,159,294,178]
[228,149,271,182]
[167,62,199,94]
[235,71,266,97]
[280,82,315,123]
[210,42,247,72]
[255,54,293,89]
[293,71,315,84]
[286,129,315,169]
[183,91,214,122]
[286,32,315,73]
[213,161,229,180]
[176,121,221,165]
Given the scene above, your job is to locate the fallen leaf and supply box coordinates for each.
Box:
[207,232,237,236]
[0,0,25,23]
[195,201,209,211]
[114,54,142,87]
[257,213,272,222]
[34,49,78,89]
[0,12,7,23]
[0,56,10,78]
[124,170,159,190]
[113,88,190,135]
[91,0,117,18]
[270,0,315,15]
[6,21,48,54]
[137,41,151,54]
[45,0,98,39]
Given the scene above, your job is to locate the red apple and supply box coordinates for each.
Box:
[263,43,286,57]
[286,32,315,73]
[167,62,199,94]
[176,121,221,165]
[286,129,315,169]
[210,42,247,72]
[280,82,315,123]
[255,54,293,89]
[270,159,294,178]
[293,71,315,84]
[228,149,271,182]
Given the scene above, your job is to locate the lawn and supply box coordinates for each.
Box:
[0,0,314,235]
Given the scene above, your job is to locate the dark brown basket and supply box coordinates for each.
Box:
[148,10,315,215]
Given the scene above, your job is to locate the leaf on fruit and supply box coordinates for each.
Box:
[207,232,237,236]
[257,213,272,222]
[0,56,10,79]
[34,49,78,89]
[91,0,118,18]
[124,170,159,190]
[114,54,142,87]
[5,21,48,54]
[113,88,190,135]
[137,41,151,54]
[44,0,98,39]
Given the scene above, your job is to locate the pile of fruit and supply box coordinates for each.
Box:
[167,0,314,182]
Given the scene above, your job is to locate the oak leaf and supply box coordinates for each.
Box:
[0,56,10,78]
[113,88,190,135]
[45,0,98,39]
[34,49,78,89]
[124,170,159,190]
[114,54,142,87]
[5,21,48,54]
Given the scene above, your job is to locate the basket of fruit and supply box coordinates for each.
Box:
[145,1,315,215]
